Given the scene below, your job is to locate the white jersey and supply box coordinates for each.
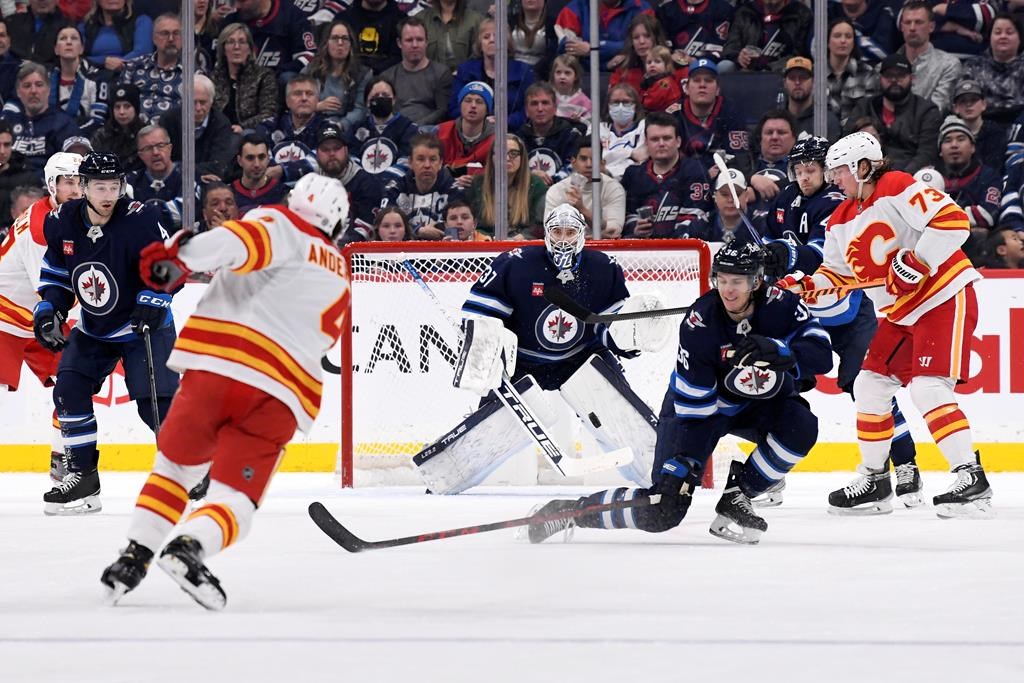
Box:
[0,198,52,337]
[600,120,646,180]
[811,171,981,326]
[168,205,349,432]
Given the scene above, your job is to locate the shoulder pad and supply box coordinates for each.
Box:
[876,170,916,197]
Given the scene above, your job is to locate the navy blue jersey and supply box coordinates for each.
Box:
[348,112,419,178]
[657,0,735,58]
[621,157,713,236]
[764,181,844,274]
[517,117,587,183]
[224,0,316,73]
[38,198,171,341]
[461,246,630,389]
[674,96,749,165]
[1000,161,1023,230]
[942,161,1003,231]
[673,211,764,244]
[825,1,898,64]
[382,169,464,235]
[231,176,290,214]
[665,286,832,440]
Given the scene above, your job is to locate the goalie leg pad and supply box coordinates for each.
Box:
[559,353,658,487]
[413,376,559,494]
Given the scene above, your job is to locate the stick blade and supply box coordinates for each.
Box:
[308,502,368,553]
[543,286,594,322]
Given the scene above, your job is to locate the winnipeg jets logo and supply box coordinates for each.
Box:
[535,304,584,351]
[72,262,119,315]
[724,364,782,398]
[528,149,561,176]
[80,269,106,304]
[685,310,705,329]
[360,140,397,173]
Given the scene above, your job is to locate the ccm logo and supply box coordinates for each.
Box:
[138,294,171,308]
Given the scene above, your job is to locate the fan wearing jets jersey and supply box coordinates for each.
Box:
[413,204,673,494]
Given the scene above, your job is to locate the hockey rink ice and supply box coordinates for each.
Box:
[2,471,1022,683]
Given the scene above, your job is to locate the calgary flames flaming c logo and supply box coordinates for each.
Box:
[846,221,898,280]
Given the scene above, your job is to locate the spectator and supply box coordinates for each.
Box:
[674,58,748,169]
[89,82,144,170]
[896,1,963,113]
[747,109,797,206]
[1001,160,1024,229]
[211,22,278,135]
[221,0,315,78]
[230,133,288,213]
[782,57,841,142]
[931,0,997,56]
[302,19,371,135]
[465,132,545,239]
[126,123,179,204]
[599,82,647,180]
[50,25,108,135]
[343,0,405,75]
[314,120,382,244]
[8,0,73,69]
[846,52,941,174]
[436,81,494,188]
[510,0,558,80]
[383,133,463,239]
[952,80,1007,175]
[199,180,239,231]
[639,45,683,114]
[0,18,22,103]
[442,199,491,241]
[517,81,586,186]
[5,185,47,236]
[720,0,812,73]
[161,74,239,180]
[981,226,1024,268]
[192,0,222,72]
[554,0,654,72]
[80,0,153,72]
[675,167,753,243]
[449,16,535,129]
[262,75,325,183]
[825,16,879,126]
[656,0,735,62]
[62,135,92,155]
[422,0,482,73]
[550,54,590,123]
[936,115,1003,235]
[826,0,898,65]
[348,76,418,177]
[608,13,670,94]
[961,14,1024,125]
[0,121,38,231]
[544,137,627,239]
[0,61,81,174]
[380,16,453,126]
[118,12,181,122]
[374,205,414,241]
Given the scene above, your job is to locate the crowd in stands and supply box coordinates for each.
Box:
[0,0,1022,269]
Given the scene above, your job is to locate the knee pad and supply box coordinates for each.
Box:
[908,375,957,415]
[853,370,902,415]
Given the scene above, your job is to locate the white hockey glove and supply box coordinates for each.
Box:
[453,316,518,396]
[608,292,672,353]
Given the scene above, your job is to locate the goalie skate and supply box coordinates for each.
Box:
[933,456,994,520]
[827,466,893,516]
[100,541,153,605]
[894,462,924,508]
[752,478,785,508]
[43,468,102,516]
[157,536,227,611]
[709,462,767,545]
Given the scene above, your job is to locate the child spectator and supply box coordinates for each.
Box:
[640,45,682,113]
[550,54,590,123]
[374,205,414,242]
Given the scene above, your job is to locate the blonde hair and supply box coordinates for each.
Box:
[481,135,530,230]
[646,46,673,72]
[550,55,582,91]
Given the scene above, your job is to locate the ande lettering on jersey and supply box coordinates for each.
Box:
[307,244,346,277]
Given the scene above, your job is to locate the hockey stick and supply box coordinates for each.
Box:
[140,324,161,433]
[713,152,764,245]
[544,286,691,324]
[308,496,659,552]
[798,279,886,301]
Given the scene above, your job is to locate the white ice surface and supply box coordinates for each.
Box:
[2,472,1023,683]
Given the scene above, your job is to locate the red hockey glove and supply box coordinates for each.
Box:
[140,229,194,292]
[886,249,929,297]
[777,270,815,293]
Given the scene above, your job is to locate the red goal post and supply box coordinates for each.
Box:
[339,239,713,488]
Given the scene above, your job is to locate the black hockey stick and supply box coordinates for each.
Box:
[308,496,659,553]
[140,324,161,433]
[544,287,692,324]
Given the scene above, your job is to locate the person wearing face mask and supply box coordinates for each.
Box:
[347,76,418,179]
[599,83,647,180]
[846,53,940,175]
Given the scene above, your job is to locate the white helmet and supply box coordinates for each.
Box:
[288,173,349,235]
[543,203,587,270]
[44,152,83,201]
[913,168,945,192]
[824,132,883,183]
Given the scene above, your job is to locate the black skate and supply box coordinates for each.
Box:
[894,460,924,508]
[933,453,994,519]
[827,465,893,515]
[188,473,210,501]
[709,461,768,545]
[523,499,581,544]
[752,478,785,508]
[101,541,154,605]
[43,468,101,515]
[49,451,66,486]
[157,536,227,610]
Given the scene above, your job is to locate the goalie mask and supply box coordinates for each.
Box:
[543,203,587,270]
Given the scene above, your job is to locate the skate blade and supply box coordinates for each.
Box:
[43,496,102,516]
[934,499,995,520]
[102,582,131,606]
[157,554,226,611]
[752,492,783,508]
[827,498,893,516]
[897,492,924,508]
[708,515,762,545]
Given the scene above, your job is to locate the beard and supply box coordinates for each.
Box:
[321,158,345,177]
[883,84,910,103]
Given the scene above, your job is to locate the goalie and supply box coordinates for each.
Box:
[413,204,673,494]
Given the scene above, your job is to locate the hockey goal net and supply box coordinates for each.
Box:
[339,240,714,488]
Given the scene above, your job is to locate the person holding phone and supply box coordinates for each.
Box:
[441,200,490,241]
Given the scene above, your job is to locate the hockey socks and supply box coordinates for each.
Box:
[127,452,207,553]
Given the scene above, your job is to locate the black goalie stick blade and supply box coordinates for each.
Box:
[544,287,691,324]
[309,502,369,552]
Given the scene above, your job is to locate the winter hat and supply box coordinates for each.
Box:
[458,81,494,114]
[938,115,975,148]
[110,83,141,112]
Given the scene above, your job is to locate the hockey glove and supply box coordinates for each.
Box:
[777,270,819,304]
[762,240,797,278]
[139,229,194,292]
[730,334,796,372]
[131,291,172,335]
[33,302,67,352]
[652,457,703,524]
[885,248,929,297]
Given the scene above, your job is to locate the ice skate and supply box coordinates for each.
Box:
[709,462,767,545]
[521,499,580,544]
[827,465,893,515]
[43,468,101,515]
[752,478,785,508]
[157,536,226,610]
[100,541,154,605]
[933,454,994,520]
[188,473,210,501]
[894,461,924,508]
[49,451,66,486]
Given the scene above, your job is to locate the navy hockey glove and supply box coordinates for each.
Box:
[730,334,796,372]
[762,240,797,278]
[33,302,67,352]
[131,291,172,335]
[652,457,703,522]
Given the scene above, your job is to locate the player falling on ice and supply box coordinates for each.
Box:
[528,242,834,545]
[101,174,350,610]
[781,131,993,518]
[0,153,81,483]
[413,204,672,494]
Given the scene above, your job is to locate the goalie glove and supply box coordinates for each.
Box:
[453,316,518,396]
[729,334,796,372]
[139,229,194,292]
[885,248,929,297]
[762,240,797,278]
[608,292,673,353]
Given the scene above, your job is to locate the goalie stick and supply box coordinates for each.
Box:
[308,496,659,552]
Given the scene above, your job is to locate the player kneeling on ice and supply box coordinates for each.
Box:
[101,174,350,610]
[527,242,834,545]
[413,204,673,494]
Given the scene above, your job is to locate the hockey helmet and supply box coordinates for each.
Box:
[787,136,829,179]
[543,203,587,270]
[913,168,945,192]
[79,152,127,199]
[43,152,83,201]
[288,173,349,236]
[824,132,883,184]
[711,241,764,288]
